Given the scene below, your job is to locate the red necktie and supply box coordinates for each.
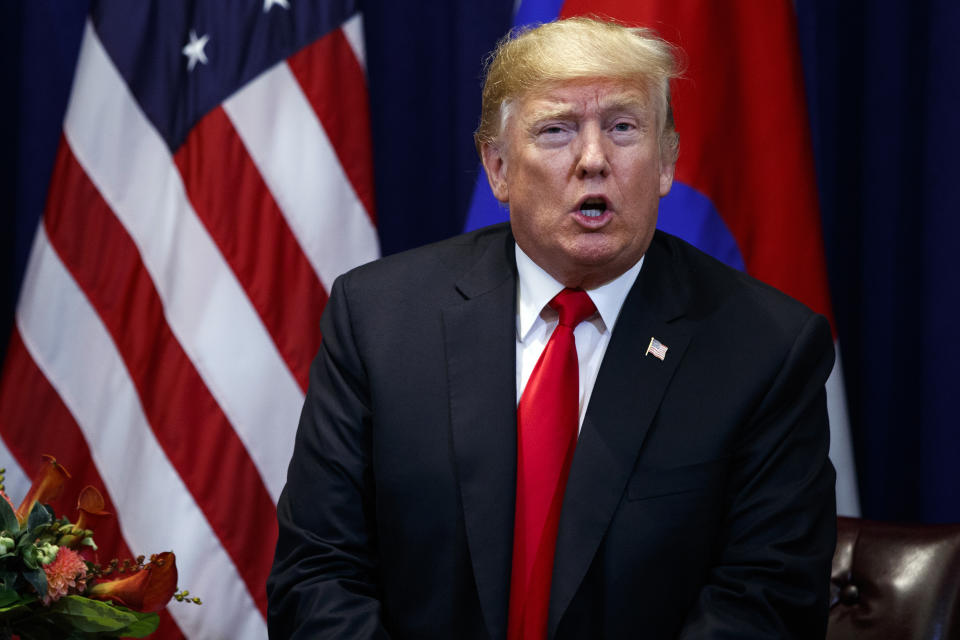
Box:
[508,288,597,640]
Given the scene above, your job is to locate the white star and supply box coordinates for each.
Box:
[263,0,290,11]
[182,30,210,72]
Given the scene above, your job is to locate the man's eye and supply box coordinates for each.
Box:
[612,122,634,132]
[541,125,566,135]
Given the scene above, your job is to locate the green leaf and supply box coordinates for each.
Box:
[0,571,16,591]
[21,566,47,598]
[26,503,53,530]
[0,596,161,638]
[0,601,32,616]
[0,597,37,627]
[107,611,160,638]
[0,588,20,608]
[0,496,17,535]
[20,543,40,570]
[43,597,161,638]
[48,595,141,633]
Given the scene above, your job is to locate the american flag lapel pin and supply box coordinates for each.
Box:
[645,337,668,361]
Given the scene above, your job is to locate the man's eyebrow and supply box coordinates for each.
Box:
[596,92,651,116]
[525,94,650,126]
[603,97,648,113]
[526,104,580,124]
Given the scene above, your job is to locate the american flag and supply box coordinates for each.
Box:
[645,337,668,362]
[0,1,377,637]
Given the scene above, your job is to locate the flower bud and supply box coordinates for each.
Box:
[37,542,59,565]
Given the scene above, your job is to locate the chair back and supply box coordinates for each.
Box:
[828,516,960,639]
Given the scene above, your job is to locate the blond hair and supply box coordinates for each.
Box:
[475,16,682,163]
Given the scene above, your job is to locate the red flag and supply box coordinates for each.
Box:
[560,0,859,514]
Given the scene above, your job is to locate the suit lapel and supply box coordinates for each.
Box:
[443,230,518,640]
[547,234,694,638]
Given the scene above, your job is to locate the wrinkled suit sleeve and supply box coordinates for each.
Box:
[677,312,838,639]
[266,273,390,639]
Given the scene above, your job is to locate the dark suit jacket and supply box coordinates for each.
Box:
[267,224,837,639]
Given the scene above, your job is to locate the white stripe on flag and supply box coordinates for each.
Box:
[63,21,303,502]
[342,15,366,70]
[827,342,860,517]
[224,59,379,291]
[0,437,30,506]
[16,226,267,639]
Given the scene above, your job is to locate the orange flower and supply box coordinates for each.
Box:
[88,552,178,613]
[75,485,110,532]
[16,455,70,525]
[56,485,110,554]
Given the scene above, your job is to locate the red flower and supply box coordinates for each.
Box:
[75,485,110,532]
[88,552,178,613]
[16,455,70,525]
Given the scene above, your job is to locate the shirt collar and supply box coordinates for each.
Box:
[515,244,644,342]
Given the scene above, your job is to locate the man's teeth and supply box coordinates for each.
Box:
[580,204,605,217]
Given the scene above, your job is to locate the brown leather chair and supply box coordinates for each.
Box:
[828,516,960,639]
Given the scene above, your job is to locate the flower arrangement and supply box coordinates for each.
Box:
[0,456,198,639]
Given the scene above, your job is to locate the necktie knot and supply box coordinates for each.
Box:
[549,288,596,328]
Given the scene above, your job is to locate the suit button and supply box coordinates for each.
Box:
[839,583,860,605]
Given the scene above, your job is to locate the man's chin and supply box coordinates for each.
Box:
[559,236,651,283]
[568,238,639,265]
[553,255,632,289]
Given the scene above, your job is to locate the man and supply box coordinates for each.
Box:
[267,17,836,639]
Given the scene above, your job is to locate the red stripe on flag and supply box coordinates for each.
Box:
[174,106,326,391]
[560,1,835,329]
[43,139,274,616]
[288,27,377,222]
[0,329,184,639]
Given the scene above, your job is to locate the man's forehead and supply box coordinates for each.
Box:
[519,80,652,117]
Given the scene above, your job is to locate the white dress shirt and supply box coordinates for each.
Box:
[515,245,643,432]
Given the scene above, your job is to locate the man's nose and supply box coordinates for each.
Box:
[575,126,609,178]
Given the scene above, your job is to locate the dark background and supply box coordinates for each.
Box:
[2,0,958,522]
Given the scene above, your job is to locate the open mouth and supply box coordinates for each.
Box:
[578,196,609,218]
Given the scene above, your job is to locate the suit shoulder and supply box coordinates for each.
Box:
[651,231,824,338]
[343,223,510,286]
[327,223,513,314]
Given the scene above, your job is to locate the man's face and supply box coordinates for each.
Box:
[481,80,675,289]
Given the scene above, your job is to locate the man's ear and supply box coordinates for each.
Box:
[480,141,509,203]
[659,132,677,197]
[658,158,675,197]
